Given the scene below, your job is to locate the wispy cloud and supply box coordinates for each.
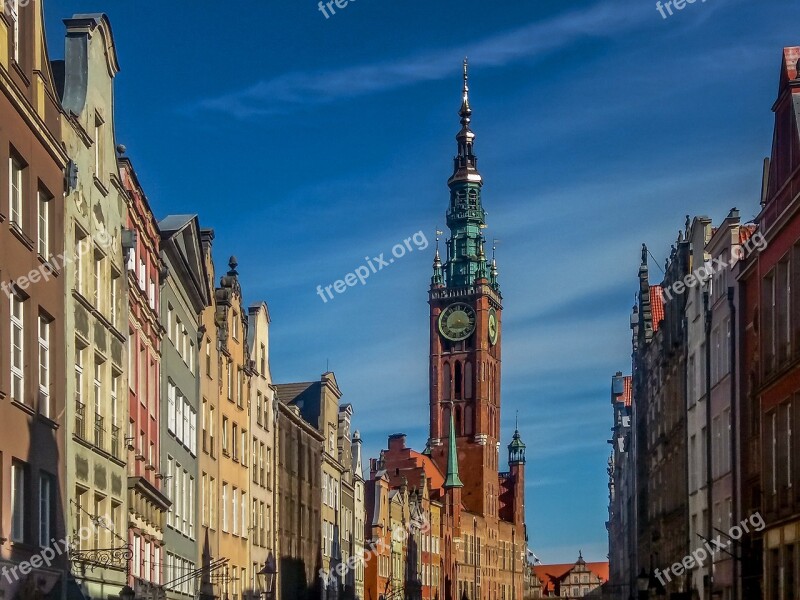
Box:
[195,2,650,118]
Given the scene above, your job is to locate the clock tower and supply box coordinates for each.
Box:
[428,59,503,518]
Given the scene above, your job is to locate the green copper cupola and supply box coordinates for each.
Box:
[443,59,491,289]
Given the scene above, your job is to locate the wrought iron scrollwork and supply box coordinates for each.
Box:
[70,545,133,571]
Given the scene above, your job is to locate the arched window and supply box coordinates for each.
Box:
[455,406,462,435]
[454,361,462,400]
[442,405,451,438]
[443,363,451,400]
[465,404,473,436]
[464,361,473,398]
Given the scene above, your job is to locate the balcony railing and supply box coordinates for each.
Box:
[94,414,105,450]
[75,399,86,440]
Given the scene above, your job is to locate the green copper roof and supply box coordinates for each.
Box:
[436,59,498,292]
[444,409,464,489]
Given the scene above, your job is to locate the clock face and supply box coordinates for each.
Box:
[488,308,499,345]
[439,303,477,342]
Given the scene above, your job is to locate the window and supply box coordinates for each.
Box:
[168,382,176,433]
[205,338,211,376]
[10,292,24,402]
[38,314,51,417]
[209,477,216,529]
[11,461,26,542]
[222,483,229,532]
[75,230,86,294]
[256,392,263,426]
[222,417,229,455]
[9,155,23,227]
[237,369,243,407]
[94,113,105,179]
[111,270,120,326]
[94,251,104,309]
[38,190,51,257]
[232,487,238,535]
[209,405,216,458]
[232,423,239,461]
[260,344,266,375]
[39,473,53,547]
[241,429,247,466]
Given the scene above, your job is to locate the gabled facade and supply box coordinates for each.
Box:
[275,372,347,600]
[246,302,278,600]
[159,214,209,600]
[0,1,69,598]
[120,155,170,598]
[633,236,690,596]
[738,46,800,600]
[58,14,131,600]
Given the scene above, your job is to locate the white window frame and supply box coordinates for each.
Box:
[10,292,24,402]
[9,155,23,227]
[11,462,25,542]
[38,315,50,417]
[38,191,50,257]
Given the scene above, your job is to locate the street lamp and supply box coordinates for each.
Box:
[119,584,136,600]
[257,552,277,600]
[636,570,649,600]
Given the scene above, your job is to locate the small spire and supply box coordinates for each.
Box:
[431,229,444,286]
[444,405,464,489]
[460,57,472,125]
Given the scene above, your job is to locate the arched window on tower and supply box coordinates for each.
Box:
[442,405,451,439]
[465,404,473,436]
[464,361,473,399]
[455,406,462,436]
[454,361,462,400]
[443,363,451,400]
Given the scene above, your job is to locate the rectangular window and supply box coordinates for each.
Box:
[38,191,51,257]
[241,429,247,466]
[75,230,86,294]
[222,483,228,532]
[94,251,104,310]
[232,487,238,536]
[39,473,53,547]
[168,382,176,433]
[111,270,120,327]
[209,477,216,529]
[10,292,24,403]
[11,461,26,542]
[94,113,105,179]
[222,416,229,455]
[9,155,23,227]
[232,423,238,461]
[38,314,51,417]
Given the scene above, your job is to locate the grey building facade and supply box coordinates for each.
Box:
[159,215,209,600]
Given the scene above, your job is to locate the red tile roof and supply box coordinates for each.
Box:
[739,224,757,245]
[621,376,632,408]
[650,285,665,332]
[532,561,609,594]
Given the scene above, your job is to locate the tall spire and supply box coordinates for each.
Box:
[450,58,481,187]
[444,60,490,289]
[444,407,463,488]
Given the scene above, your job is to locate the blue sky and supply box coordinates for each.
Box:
[45,0,796,564]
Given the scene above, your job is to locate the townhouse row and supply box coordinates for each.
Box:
[606,46,800,600]
[0,5,366,600]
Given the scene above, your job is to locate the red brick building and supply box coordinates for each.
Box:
[365,61,527,600]
[738,46,800,600]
